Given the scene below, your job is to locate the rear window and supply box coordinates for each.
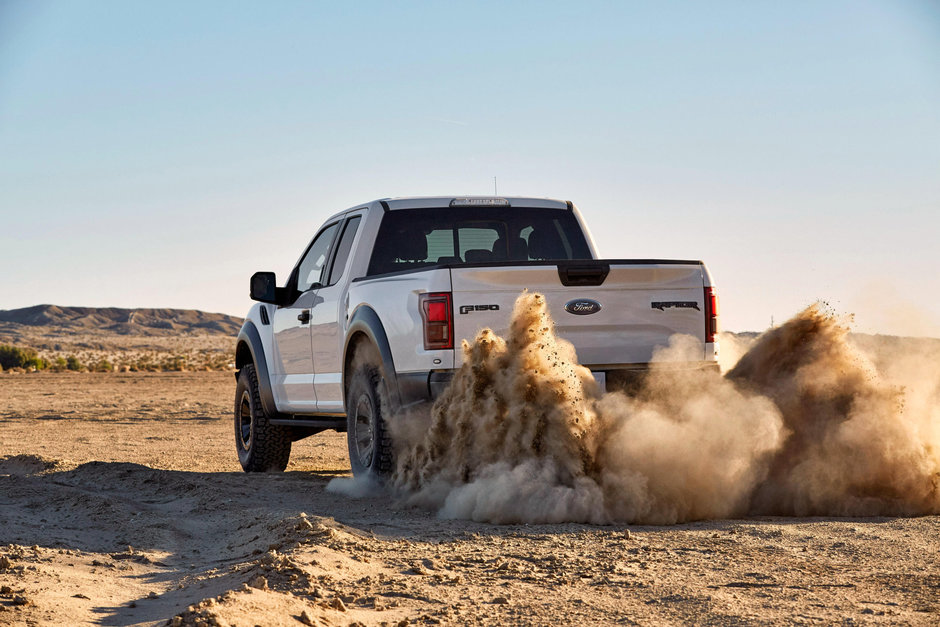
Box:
[367,206,592,276]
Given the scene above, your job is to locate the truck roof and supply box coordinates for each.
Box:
[380,196,570,210]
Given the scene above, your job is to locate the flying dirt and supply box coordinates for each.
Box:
[378,292,940,525]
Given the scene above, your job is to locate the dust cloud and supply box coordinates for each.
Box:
[728,306,940,517]
[388,293,940,525]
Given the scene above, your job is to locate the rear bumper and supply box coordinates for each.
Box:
[397,370,455,407]
[397,362,719,405]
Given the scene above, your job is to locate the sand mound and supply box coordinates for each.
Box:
[0,454,61,476]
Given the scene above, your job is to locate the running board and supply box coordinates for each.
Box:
[270,417,346,429]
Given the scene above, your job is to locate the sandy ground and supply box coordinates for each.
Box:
[1,372,938,625]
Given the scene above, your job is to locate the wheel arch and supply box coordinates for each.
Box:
[343,306,402,411]
[235,338,254,371]
[235,320,283,418]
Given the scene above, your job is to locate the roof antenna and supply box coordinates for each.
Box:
[494,176,498,195]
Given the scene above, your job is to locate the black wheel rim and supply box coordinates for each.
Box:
[354,392,375,468]
[238,390,253,450]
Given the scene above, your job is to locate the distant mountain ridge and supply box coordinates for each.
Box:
[0,305,243,336]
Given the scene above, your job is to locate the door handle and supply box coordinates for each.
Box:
[297,310,310,324]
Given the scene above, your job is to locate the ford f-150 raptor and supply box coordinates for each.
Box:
[234,196,719,476]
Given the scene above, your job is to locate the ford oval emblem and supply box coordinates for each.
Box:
[564,298,602,315]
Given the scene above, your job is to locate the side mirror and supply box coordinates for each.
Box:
[250,272,278,303]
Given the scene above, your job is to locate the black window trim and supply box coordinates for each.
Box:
[365,205,587,277]
[324,213,363,287]
[291,220,342,297]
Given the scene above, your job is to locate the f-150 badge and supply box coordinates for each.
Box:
[651,301,700,311]
[564,299,601,315]
[459,304,500,314]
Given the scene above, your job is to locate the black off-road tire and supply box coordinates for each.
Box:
[234,364,292,472]
[346,365,394,478]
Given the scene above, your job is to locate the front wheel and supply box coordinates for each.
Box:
[345,365,393,478]
[234,364,292,472]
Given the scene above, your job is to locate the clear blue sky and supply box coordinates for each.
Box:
[1,1,938,336]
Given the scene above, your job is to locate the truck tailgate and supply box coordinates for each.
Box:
[449,262,707,367]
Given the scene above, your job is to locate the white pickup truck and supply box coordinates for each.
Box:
[234,196,719,476]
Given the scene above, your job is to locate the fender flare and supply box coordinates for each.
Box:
[235,320,284,418]
[343,306,402,411]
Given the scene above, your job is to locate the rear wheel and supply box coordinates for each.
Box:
[234,364,292,472]
[345,365,393,478]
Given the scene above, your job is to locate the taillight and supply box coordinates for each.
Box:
[704,287,719,343]
[419,292,453,350]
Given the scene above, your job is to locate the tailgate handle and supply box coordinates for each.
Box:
[557,263,610,286]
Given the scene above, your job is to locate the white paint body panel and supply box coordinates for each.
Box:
[245,302,278,375]
[347,268,455,375]
[309,211,367,413]
[271,290,318,411]
[449,264,708,367]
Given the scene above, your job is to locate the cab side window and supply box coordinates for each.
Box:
[327,216,362,286]
[297,222,339,292]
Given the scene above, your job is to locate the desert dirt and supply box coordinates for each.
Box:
[1,371,939,626]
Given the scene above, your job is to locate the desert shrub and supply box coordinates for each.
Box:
[133,356,157,371]
[93,359,114,372]
[0,345,25,369]
[0,345,46,370]
[66,355,82,371]
[51,356,68,371]
[161,355,186,371]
